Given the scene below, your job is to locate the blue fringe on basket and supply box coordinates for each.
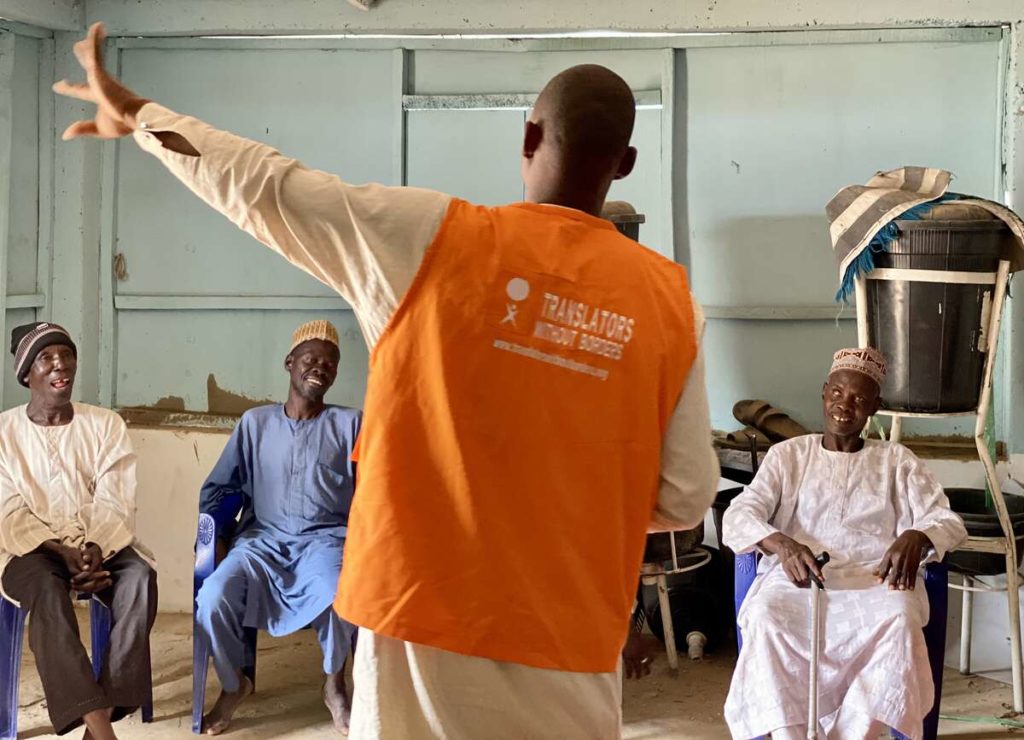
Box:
[835,193,964,303]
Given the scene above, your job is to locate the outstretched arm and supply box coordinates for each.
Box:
[55,22,450,348]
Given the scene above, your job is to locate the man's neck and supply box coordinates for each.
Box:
[532,196,603,217]
[527,180,610,218]
[26,399,74,426]
[284,394,325,421]
[822,432,865,453]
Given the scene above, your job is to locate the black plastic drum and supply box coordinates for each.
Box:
[944,487,1024,576]
[866,220,1006,412]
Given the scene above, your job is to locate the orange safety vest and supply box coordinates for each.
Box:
[335,200,697,673]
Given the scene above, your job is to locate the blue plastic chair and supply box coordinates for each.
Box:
[1,592,154,740]
[191,511,359,734]
[192,513,258,735]
[734,552,948,740]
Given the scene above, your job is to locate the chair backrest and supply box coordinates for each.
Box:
[194,512,218,599]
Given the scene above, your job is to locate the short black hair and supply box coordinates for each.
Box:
[533,64,636,169]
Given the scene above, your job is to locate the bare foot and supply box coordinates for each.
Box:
[323,670,351,735]
[203,674,254,735]
[81,708,116,740]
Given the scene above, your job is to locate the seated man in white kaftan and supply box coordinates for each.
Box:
[723,347,966,740]
[194,320,361,735]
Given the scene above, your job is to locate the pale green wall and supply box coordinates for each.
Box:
[0,19,1019,449]
[686,39,1004,433]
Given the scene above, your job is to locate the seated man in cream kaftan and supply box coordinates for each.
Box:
[723,348,966,740]
[0,322,157,740]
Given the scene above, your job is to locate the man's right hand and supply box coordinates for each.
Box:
[37,542,112,591]
[622,631,655,679]
[52,22,149,140]
[758,532,825,587]
[72,568,113,594]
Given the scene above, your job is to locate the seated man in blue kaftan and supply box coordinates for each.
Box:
[723,348,966,740]
[195,320,361,735]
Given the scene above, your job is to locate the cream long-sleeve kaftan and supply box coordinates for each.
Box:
[0,402,154,604]
[722,434,966,740]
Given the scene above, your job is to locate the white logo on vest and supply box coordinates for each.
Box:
[501,277,531,327]
[534,292,636,362]
[490,275,632,381]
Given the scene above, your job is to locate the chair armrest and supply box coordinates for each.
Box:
[194,513,218,597]
[732,551,761,652]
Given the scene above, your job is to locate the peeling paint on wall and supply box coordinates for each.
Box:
[206,373,274,416]
[151,394,186,411]
[119,376,274,430]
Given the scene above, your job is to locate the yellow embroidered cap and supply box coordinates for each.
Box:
[289,320,340,353]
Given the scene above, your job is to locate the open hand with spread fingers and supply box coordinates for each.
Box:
[52,21,150,140]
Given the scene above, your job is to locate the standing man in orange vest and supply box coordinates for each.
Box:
[57,23,719,739]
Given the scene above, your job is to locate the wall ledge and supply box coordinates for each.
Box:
[119,406,237,432]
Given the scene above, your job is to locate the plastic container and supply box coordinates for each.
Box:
[645,545,732,653]
[643,525,704,565]
[866,218,1007,412]
[646,584,726,655]
[712,479,746,552]
[944,487,1024,576]
[608,212,645,241]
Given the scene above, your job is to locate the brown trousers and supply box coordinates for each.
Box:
[1,547,157,735]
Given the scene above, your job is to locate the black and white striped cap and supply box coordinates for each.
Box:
[10,322,77,387]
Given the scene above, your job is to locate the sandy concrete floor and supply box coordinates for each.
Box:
[11,614,1022,739]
